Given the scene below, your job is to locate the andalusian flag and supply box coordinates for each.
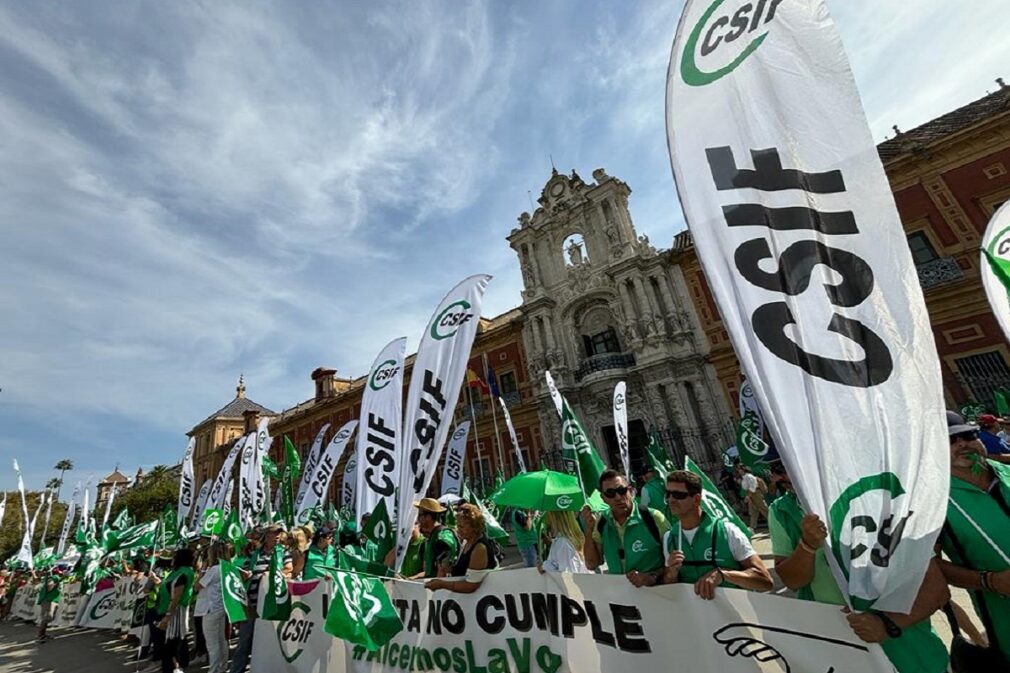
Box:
[220,559,248,623]
[323,570,403,651]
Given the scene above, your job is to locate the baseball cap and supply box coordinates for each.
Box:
[413,497,446,514]
[946,410,978,435]
[977,413,998,426]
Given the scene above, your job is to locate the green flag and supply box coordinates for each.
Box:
[462,482,508,540]
[959,401,985,424]
[261,544,291,620]
[685,456,752,539]
[994,391,1010,418]
[360,498,394,562]
[281,437,302,528]
[735,411,770,476]
[220,559,249,623]
[162,505,180,546]
[646,426,676,475]
[105,521,159,553]
[223,508,245,547]
[323,569,403,651]
[335,550,393,578]
[201,508,225,537]
[111,507,131,531]
[561,398,607,496]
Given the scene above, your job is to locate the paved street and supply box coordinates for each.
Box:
[0,538,985,672]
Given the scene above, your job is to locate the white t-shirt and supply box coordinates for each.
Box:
[194,565,224,616]
[740,473,758,494]
[543,536,589,574]
[662,520,755,564]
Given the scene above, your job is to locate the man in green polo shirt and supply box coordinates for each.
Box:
[35,569,62,643]
[662,470,772,599]
[938,410,1010,664]
[581,469,670,587]
[768,462,950,673]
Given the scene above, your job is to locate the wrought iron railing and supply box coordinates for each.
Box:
[574,352,636,382]
[501,390,522,408]
[916,257,963,289]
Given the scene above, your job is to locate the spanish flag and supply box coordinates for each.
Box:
[466,368,489,394]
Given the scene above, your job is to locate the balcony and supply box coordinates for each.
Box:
[574,352,636,382]
[501,390,522,408]
[916,257,964,290]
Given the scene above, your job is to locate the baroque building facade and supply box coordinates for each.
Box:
[508,168,733,474]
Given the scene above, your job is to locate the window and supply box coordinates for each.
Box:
[473,455,492,486]
[954,351,1010,405]
[906,232,938,266]
[499,371,518,395]
[582,328,620,357]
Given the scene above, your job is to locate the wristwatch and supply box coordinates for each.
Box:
[875,612,902,638]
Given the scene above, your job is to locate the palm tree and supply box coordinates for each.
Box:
[53,459,73,502]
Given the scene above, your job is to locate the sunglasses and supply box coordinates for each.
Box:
[949,431,979,444]
[602,486,630,498]
[665,490,693,501]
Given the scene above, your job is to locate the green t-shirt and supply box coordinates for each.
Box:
[302,545,336,580]
[768,492,948,673]
[400,535,424,578]
[942,460,1010,661]
[512,511,539,549]
[640,476,669,518]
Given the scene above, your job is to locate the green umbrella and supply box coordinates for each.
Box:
[492,470,591,512]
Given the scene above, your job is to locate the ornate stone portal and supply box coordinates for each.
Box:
[508,168,733,471]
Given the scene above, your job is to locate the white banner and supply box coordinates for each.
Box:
[56,482,80,556]
[297,420,359,515]
[440,422,471,497]
[255,416,272,517]
[666,0,946,612]
[341,450,357,513]
[394,275,491,569]
[11,582,40,622]
[498,398,526,473]
[299,423,333,502]
[191,479,213,530]
[250,571,891,673]
[178,436,196,525]
[13,459,33,568]
[209,436,246,513]
[981,201,1010,342]
[737,377,764,436]
[612,382,630,477]
[81,476,92,532]
[355,337,407,523]
[0,492,5,527]
[79,585,119,629]
[239,431,261,529]
[544,370,563,417]
[56,582,82,628]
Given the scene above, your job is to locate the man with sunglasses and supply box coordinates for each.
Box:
[938,410,1010,665]
[661,470,772,599]
[768,462,950,673]
[581,470,670,587]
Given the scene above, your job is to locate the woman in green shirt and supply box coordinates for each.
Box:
[302,526,336,580]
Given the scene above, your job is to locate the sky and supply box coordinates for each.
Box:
[1,0,1006,494]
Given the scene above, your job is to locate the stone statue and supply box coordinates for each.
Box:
[567,239,585,265]
[521,260,536,288]
[605,226,619,245]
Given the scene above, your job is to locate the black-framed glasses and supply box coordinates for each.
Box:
[949,431,979,444]
[665,490,692,501]
[602,486,630,498]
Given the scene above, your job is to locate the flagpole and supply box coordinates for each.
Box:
[466,386,487,491]
[483,352,507,476]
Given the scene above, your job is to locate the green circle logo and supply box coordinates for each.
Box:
[369,359,400,391]
[680,0,781,87]
[430,300,474,340]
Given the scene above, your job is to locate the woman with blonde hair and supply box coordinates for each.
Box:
[426,503,498,594]
[287,527,310,579]
[540,510,588,574]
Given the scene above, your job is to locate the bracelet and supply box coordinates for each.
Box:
[980,571,991,591]
[798,540,817,555]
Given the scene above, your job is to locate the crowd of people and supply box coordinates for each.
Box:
[1,408,1008,672]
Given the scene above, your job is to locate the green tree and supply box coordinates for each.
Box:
[0,490,69,563]
[53,459,74,502]
[109,465,177,526]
